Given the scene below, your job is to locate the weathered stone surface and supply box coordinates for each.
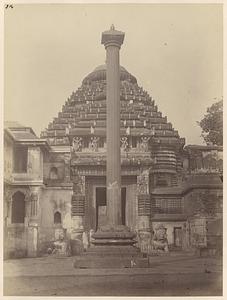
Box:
[3,27,223,261]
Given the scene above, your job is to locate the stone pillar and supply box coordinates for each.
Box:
[101,25,125,227]
[3,187,11,259]
[27,187,40,257]
[64,153,71,182]
[137,169,151,253]
[71,174,85,254]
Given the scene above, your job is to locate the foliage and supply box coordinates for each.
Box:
[197,99,223,146]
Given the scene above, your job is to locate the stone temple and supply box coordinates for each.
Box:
[4,27,223,259]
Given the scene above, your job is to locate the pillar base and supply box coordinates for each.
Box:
[70,229,84,255]
[92,225,136,246]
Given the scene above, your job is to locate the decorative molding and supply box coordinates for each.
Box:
[72,137,82,152]
[121,137,129,151]
[138,194,151,216]
[71,195,85,216]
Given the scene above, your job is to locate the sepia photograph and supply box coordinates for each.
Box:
[3,2,223,297]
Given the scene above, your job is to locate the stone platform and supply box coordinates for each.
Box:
[91,225,137,246]
[73,245,149,269]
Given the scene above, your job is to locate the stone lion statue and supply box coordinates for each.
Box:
[152,224,169,252]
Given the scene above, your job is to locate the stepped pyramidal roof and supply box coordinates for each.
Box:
[41,64,185,147]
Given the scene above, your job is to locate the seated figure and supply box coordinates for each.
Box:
[152,224,169,252]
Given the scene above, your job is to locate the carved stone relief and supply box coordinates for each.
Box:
[73,175,85,195]
[137,170,149,195]
[140,136,150,152]
[121,137,129,151]
[72,137,82,152]
[89,136,99,152]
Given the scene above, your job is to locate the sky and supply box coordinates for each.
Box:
[4,3,223,145]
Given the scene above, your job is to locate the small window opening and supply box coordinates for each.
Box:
[13,146,28,173]
[131,137,137,148]
[54,211,62,224]
[50,167,58,180]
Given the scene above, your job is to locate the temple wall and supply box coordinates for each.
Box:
[10,146,44,184]
[43,162,65,182]
[38,187,72,254]
[5,226,28,258]
[4,137,13,182]
[43,152,71,185]
[125,183,138,230]
[4,186,31,258]
[184,188,222,218]
[152,221,188,249]
[27,146,43,180]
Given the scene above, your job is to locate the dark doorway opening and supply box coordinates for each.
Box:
[96,187,107,231]
[174,227,183,248]
[121,187,126,225]
[95,187,127,230]
[12,191,25,223]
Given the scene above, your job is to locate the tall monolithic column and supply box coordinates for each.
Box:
[101,25,125,227]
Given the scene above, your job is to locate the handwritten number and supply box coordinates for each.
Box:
[5,4,14,9]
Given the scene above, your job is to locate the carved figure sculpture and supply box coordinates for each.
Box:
[52,229,71,256]
[90,136,99,151]
[73,175,85,195]
[140,136,150,152]
[121,137,129,151]
[152,224,169,252]
[138,231,152,254]
[72,137,82,152]
[137,174,148,194]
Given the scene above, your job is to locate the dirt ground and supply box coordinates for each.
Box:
[3,255,222,296]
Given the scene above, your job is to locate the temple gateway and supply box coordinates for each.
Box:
[4,27,222,259]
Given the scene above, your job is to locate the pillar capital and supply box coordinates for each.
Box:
[101,25,125,48]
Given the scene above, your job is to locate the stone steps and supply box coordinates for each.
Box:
[86,245,140,254]
[73,244,147,269]
[73,255,149,269]
[82,251,142,258]
[73,245,196,269]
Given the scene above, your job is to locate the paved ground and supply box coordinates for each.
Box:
[4,254,222,296]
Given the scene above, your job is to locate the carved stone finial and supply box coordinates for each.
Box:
[101,25,124,46]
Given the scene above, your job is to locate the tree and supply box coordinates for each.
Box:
[197,99,223,146]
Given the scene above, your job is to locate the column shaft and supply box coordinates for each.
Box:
[106,45,121,227]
